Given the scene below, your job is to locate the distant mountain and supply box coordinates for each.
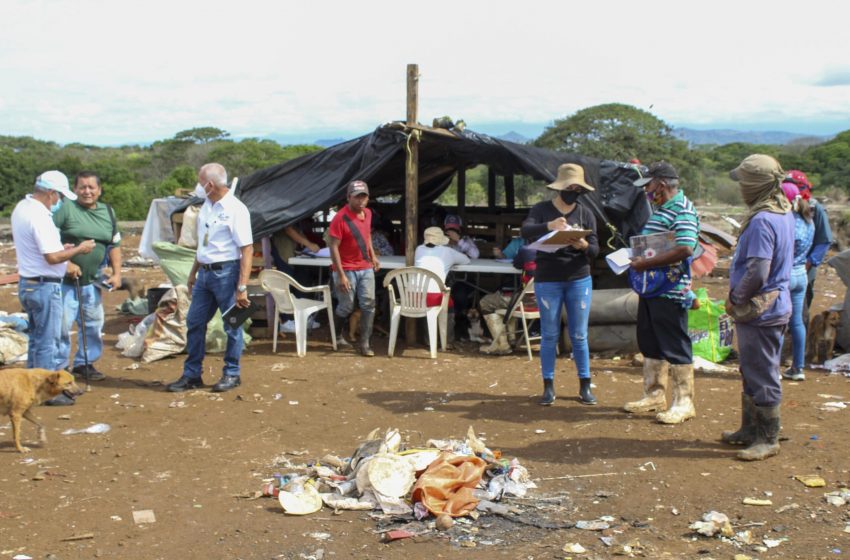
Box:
[497,131,531,144]
[674,127,832,146]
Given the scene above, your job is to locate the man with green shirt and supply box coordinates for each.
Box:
[53,171,122,393]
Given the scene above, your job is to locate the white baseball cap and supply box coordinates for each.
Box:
[35,170,77,200]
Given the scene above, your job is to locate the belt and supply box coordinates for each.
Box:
[200,259,239,271]
[22,276,62,283]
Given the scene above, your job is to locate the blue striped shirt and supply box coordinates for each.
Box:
[640,190,700,301]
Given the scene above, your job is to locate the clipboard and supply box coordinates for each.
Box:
[222,301,257,328]
[528,229,591,253]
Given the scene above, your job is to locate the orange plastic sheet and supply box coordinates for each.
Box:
[411,452,487,517]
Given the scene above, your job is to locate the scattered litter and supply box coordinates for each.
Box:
[382,530,416,542]
[576,519,610,531]
[307,532,331,541]
[61,423,111,435]
[57,414,71,420]
[289,401,299,405]
[12,555,32,560]
[110,515,122,521]
[563,542,586,554]
[169,401,186,408]
[132,510,156,524]
[794,475,826,487]
[638,462,656,471]
[690,511,733,538]
[821,401,847,410]
[124,363,140,370]
[763,537,787,548]
[534,429,546,434]
[60,533,94,542]
[693,356,733,373]
[110,393,120,399]
[742,497,773,506]
[271,363,289,371]
[775,503,799,513]
[824,490,850,506]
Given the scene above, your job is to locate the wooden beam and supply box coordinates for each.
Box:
[505,174,515,211]
[457,168,466,225]
[487,167,497,210]
[405,64,419,344]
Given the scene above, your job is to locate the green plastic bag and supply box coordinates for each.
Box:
[688,287,733,363]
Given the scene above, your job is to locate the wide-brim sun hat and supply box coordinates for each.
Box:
[547,163,595,191]
[423,226,449,246]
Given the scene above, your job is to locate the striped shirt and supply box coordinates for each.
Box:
[640,190,699,301]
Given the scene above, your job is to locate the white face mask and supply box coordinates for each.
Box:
[193,183,207,199]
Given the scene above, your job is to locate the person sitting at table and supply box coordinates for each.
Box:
[478,245,536,355]
[414,227,471,308]
[444,214,480,259]
[371,210,396,256]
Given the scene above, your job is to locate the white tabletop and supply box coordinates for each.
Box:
[289,254,520,275]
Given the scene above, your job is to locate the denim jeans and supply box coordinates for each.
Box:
[18,279,63,370]
[183,262,243,379]
[534,276,592,380]
[787,267,808,369]
[333,269,376,345]
[56,282,104,370]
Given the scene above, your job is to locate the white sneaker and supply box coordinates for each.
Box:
[280,320,297,333]
[308,319,320,330]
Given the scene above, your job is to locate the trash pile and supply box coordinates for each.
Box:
[256,426,549,544]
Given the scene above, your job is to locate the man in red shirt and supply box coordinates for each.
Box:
[328,180,381,356]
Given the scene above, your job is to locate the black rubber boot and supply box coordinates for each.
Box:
[579,377,597,405]
[539,378,555,406]
[721,393,756,446]
[737,404,781,461]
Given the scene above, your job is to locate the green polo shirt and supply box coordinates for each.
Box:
[53,201,121,286]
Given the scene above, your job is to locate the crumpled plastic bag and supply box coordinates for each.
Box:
[0,323,28,365]
[411,452,487,517]
[142,285,191,363]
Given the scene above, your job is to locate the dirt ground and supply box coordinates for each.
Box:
[1,228,849,560]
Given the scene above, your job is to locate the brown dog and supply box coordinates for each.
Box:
[806,310,841,365]
[0,369,81,453]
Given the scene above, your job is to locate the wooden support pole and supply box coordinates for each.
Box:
[457,168,466,224]
[405,64,420,344]
[261,236,275,337]
[487,167,497,210]
[505,174,515,210]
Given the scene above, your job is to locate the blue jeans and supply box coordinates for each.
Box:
[788,267,808,369]
[18,279,63,370]
[534,276,592,380]
[56,283,104,370]
[183,262,243,379]
[333,269,376,317]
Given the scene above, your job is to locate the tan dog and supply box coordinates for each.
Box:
[806,310,841,365]
[0,369,81,453]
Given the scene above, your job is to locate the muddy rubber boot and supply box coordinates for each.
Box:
[624,358,668,413]
[336,315,352,347]
[737,404,781,461]
[480,313,511,355]
[579,377,597,405]
[656,363,696,424]
[721,393,756,446]
[539,378,556,406]
[359,309,375,357]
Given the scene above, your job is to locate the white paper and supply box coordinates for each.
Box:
[605,248,633,275]
[527,231,562,253]
[302,247,330,258]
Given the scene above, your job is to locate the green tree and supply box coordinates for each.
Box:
[173,127,230,144]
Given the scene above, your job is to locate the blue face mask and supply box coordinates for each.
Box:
[50,196,63,214]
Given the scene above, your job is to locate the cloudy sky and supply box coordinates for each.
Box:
[2,0,849,145]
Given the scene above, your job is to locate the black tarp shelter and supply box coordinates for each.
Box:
[232,123,650,252]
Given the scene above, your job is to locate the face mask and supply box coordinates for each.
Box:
[560,190,581,205]
[50,195,63,213]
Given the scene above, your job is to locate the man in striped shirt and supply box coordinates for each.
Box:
[624,162,700,424]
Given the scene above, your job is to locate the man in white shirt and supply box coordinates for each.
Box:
[12,170,95,406]
[167,163,254,393]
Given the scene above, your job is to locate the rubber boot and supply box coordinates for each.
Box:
[656,363,696,424]
[359,309,375,357]
[539,378,555,406]
[737,404,781,461]
[721,393,756,446]
[579,377,597,405]
[480,313,511,355]
[336,316,352,347]
[624,358,668,413]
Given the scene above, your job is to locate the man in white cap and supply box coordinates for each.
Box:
[11,171,95,405]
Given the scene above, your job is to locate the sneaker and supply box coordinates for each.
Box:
[280,320,297,333]
[359,345,375,357]
[782,367,805,381]
[72,364,106,382]
[308,318,321,330]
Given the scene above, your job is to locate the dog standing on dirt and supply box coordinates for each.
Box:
[807,309,841,365]
[0,369,81,452]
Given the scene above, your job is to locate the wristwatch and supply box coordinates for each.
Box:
[237,285,248,293]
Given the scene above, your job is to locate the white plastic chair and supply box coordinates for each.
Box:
[258,269,337,357]
[508,278,541,361]
[383,266,449,359]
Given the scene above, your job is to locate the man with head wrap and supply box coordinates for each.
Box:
[722,154,794,461]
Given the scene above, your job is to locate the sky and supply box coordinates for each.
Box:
[2,0,849,146]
